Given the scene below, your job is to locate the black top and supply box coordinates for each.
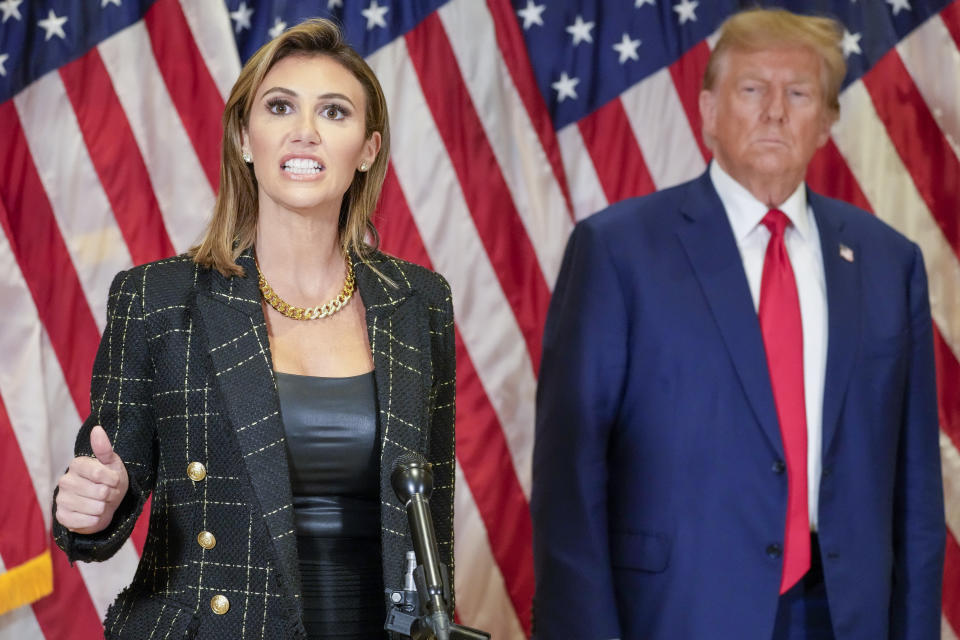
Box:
[276,371,385,640]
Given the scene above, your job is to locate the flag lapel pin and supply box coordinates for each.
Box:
[839,243,855,262]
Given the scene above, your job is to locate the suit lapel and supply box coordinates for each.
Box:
[191,249,302,603]
[676,174,783,456]
[809,192,861,457]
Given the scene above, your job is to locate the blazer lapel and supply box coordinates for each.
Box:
[353,252,434,589]
[191,249,302,604]
[676,174,784,456]
[809,192,861,457]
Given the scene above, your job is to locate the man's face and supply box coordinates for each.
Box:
[699,46,833,196]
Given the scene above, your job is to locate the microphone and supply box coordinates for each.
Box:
[391,452,452,639]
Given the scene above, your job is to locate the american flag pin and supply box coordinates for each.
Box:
[839,244,855,262]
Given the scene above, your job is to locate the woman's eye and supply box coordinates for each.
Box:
[267,99,291,115]
[322,105,347,120]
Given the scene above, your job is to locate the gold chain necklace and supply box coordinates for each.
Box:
[256,258,355,320]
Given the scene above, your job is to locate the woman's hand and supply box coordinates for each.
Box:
[55,426,130,535]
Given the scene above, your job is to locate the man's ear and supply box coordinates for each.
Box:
[699,89,717,141]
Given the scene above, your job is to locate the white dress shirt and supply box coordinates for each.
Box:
[709,161,828,531]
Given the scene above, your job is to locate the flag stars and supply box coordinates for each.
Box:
[635,0,656,6]
[613,33,642,64]
[38,9,68,41]
[362,1,389,30]
[0,0,22,22]
[328,0,343,8]
[269,17,287,39]
[101,0,122,7]
[566,15,595,46]
[0,53,8,77]
[230,2,253,33]
[841,29,862,57]
[552,72,579,102]
[673,0,699,25]
[516,1,545,30]
[886,0,911,15]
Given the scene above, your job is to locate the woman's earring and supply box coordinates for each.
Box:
[359,161,368,172]
[242,151,253,164]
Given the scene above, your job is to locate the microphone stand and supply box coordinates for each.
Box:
[385,454,491,640]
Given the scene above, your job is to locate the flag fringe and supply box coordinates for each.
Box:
[0,549,53,615]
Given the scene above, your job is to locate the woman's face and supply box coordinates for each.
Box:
[242,54,380,219]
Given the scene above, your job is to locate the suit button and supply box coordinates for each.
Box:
[187,461,207,482]
[771,460,786,474]
[210,595,230,615]
[197,531,217,550]
[766,543,782,559]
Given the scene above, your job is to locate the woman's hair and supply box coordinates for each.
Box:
[190,18,390,277]
[702,8,846,115]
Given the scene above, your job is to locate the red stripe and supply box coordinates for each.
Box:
[935,327,960,454]
[0,392,103,638]
[0,393,48,564]
[0,103,97,418]
[668,41,712,162]
[405,13,550,374]
[143,0,223,191]
[806,139,873,213]
[944,533,960,634]
[59,49,176,266]
[485,0,575,220]
[939,0,960,52]
[33,535,105,639]
[861,49,960,254]
[577,99,657,203]
[377,165,535,634]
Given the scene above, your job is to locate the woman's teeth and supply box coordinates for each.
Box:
[283,158,323,174]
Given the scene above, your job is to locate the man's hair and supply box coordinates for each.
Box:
[702,8,846,115]
[190,18,390,277]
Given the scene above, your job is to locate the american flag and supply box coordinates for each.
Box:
[0,0,957,638]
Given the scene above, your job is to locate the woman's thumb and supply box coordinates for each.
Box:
[90,425,117,466]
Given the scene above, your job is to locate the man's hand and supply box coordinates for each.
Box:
[55,426,130,535]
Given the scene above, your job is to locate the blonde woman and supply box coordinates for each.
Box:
[53,19,455,640]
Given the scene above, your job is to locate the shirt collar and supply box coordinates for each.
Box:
[709,160,810,241]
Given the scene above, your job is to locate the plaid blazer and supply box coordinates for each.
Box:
[53,248,456,639]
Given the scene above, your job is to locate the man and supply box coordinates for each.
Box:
[531,8,944,640]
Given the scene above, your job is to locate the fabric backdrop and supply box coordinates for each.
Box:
[0,0,958,638]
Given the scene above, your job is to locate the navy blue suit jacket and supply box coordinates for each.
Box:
[531,172,945,640]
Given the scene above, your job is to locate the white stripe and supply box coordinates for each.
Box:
[0,230,138,620]
[941,432,960,544]
[453,464,525,639]
[832,81,960,362]
[13,73,133,332]
[897,16,960,162]
[437,0,573,287]
[620,69,706,190]
[98,23,215,254]
[178,0,241,102]
[368,40,536,498]
[557,123,608,220]
[0,554,46,639]
[944,614,959,640]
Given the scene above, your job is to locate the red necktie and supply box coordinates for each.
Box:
[758,209,810,594]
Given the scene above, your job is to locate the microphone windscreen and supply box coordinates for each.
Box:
[392,451,428,474]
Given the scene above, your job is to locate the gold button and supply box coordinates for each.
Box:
[197,531,217,550]
[210,594,229,615]
[187,462,206,482]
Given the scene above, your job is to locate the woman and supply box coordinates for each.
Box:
[52,18,455,640]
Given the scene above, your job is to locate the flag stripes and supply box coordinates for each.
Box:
[0,1,957,638]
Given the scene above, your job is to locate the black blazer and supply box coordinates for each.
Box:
[53,248,456,639]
